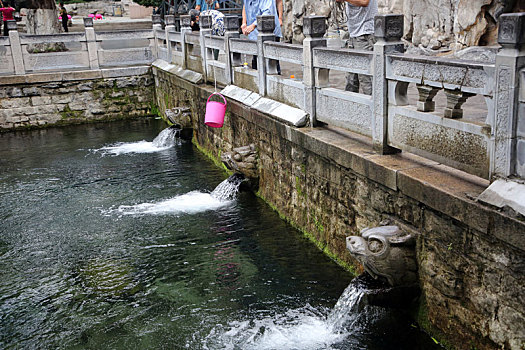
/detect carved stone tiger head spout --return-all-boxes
[346,225,418,287]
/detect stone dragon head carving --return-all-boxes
[346,225,418,287]
[221,144,259,189]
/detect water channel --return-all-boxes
[0,119,439,349]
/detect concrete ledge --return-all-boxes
[152,59,203,84]
[0,66,152,86]
[101,66,151,78]
[222,85,308,127]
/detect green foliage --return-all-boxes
[132,0,160,7]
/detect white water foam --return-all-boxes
[115,191,231,216]
[203,281,366,350]
[112,176,243,216]
[204,305,349,350]
[95,128,180,156]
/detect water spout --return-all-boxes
[96,127,181,155]
[211,173,245,201]
[152,126,181,148]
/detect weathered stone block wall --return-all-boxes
[153,65,525,350]
[0,69,154,131]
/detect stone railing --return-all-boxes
[152,12,524,181]
[0,17,154,75]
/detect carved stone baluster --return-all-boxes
[416,85,439,112]
[256,15,275,96]
[443,89,474,119]
[165,15,175,63]
[180,15,191,70]
[492,13,525,178]
[152,14,162,60]
[224,15,240,84]
[303,16,327,126]
[7,20,24,74]
[373,14,404,154]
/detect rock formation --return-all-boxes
[282,0,522,49]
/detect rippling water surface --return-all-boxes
[0,119,438,349]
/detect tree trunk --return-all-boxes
[22,0,66,52]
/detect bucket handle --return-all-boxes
[207,92,227,107]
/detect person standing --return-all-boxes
[241,0,282,71]
[337,0,377,95]
[195,0,219,12]
[59,2,68,33]
[0,1,15,36]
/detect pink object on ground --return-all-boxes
[95,14,102,19]
[204,93,227,128]
[88,13,95,18]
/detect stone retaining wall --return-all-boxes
[0,67,155,131]
[153,64,525,350]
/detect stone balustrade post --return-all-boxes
[199,14,212,81]
[152,14,162,59]
[302,16,326,127]
[256,15,275,96]
[224,15,240,84]
[372,14,404,155]
[7,20,24,75]
[83,18,99,70]
[180,15,191,70]
[165,15,175,63]
[492,13,525,179]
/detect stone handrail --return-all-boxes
[0,19,154,75]
[185,32,200,45]
[95,29,154,41]
[313,47,373,75]
[387,54,494,95]
[263,42,303,65]
[204,35,226,51]
[20,33,86,44]
[229,38,257,56]
[154,12,525,181]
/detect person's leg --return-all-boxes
[353,34,374,95]
[344,37,359,92]
[275,37,281,75]
[62,19,68,32]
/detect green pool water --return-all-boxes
[0,119,439,349]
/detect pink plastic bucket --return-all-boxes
[204,92,227,128]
